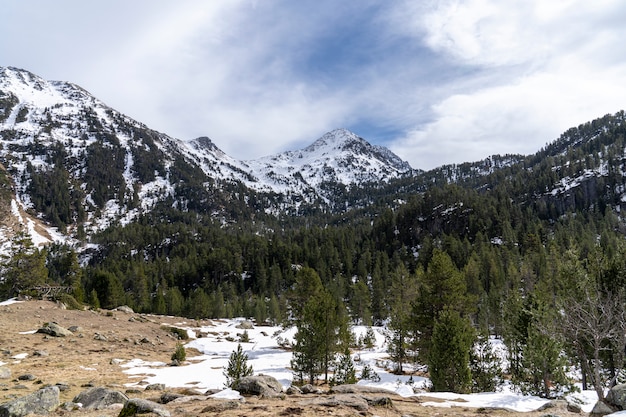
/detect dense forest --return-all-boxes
[3,111,626,397]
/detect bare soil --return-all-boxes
[0,300,587,417]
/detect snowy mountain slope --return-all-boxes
[243,129,411,193]
[0,67,413,242]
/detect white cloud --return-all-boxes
[386,0,626,170]
[3,1,626,169]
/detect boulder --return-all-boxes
[590,401,617,417]
[118,398,170,417]
[286,385,302,395]
[115,306,134,314]
[606,384,626,409]
[0,368,10,380]
[73,386,128,410]
[233,375,283,398]
[331,384,394,394]
[36,322,73,337]
[300,384,323,394]
[145,383,165,391]
[0,386,59,417]
[300,394,369,412]
[236,320,254,329]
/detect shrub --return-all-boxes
[171,342,186,362]
[224,344,253,388]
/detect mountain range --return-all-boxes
[1,65,626,252]
[0,66,412,245]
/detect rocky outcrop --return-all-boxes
[300,394,369,412]
[0,386,59,417]
[36,322,73,337]
[606,384,626,409]
[73,386,128,410]
[233,375,283,398]
[118,398,170,417]
[330,384,394,394]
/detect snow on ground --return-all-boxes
[121,318,602,412]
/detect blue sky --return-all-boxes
[3,1,626,170]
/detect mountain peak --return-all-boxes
[304,128,362,153]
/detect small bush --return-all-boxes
[171,342,186,362]
[56,293,83,310]
[224,344,253,388]
[163,326,189,340]
[359,364,381,382]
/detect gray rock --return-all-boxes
[607,384,626,408]
[159,392,184,404]
[145,383,166,391]
[201,400,241,413]
[331,384,394,394]
[67,326,83,333]
[36,322,73,337]
[286,385,302,395]
[94,333,108,341]
[55,382,70,392]
[236,320,254,329]
[115,305,134,314]
[233,375,283,398]
[0,368,10,380]
[118,398,170,417]
[0,386,60,417]
[567,401,583,413]
[300,384,323,394]
[73,386,128,410]
[16,374,35,381]
[32,350,48,357]
[590,400,616,417]
[300,394,369,412]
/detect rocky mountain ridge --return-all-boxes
[0,66,412,243]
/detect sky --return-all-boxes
[2,1,626,170]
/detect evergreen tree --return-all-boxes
[224,344,253,388]
[429,308,474,393]
[470,333,504,393]
[331,347,357,386]
[412,249,475,364]
[0,232,48,298]
[386,263,418,374]
[290,267,349,384]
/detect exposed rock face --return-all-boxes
[73,386,128,410]
[36,322,73,337]
[590,400,616,417]
[233,375,283,398]
[606,384,626,409]
[0,386,59,417]
[300,394,369,412]
[118,398,170,417]
[330,384,394,394]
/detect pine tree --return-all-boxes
[470,333,503,393]
[224,344,254,388]
[386,263,418,374]
[429,308,474,393]
[0,232,48,298]
[290,267,349,384]
[331,347,357,386]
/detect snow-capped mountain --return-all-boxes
[0,67,412,242]
[185,128,412,198]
